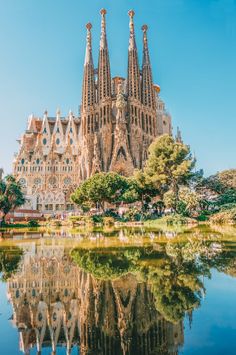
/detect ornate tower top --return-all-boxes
[128,10,136,50]
[176,126,183,143]
[141,23,155,109]
[100,8,107,15]
[142,24,148,32]
[128,9,135,18]
[97,8,111,102]
[142,24,150,65]
[86,22,92,30]
[100,9,107,49]
[82,22,96,111]
[84,23,93,65]
[127,9,141,100]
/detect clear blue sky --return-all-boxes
[0,0,235,176]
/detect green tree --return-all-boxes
[197,169,236,208]
[164,187,200,216]
[144,135,195,207]
[163,189,177,210]
[122,170,158,210]
[71,172,128,211]
[179,187,200,213]
[0,175,25,223]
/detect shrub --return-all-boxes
[28,220,39,228]
[210,208,236,225]
[220,203,236,211]
[159,214,196,225]
[69,215,94,226]
[103,217,115,226]
[104,209,120,219]
[123,207,142,222]
[91,215,103,224]
[197,213,209,222]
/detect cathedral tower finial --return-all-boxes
[97,8,111,102]
[100,9,107,49]
[176,126,183,143]
[128,10,136,50]
[142,24,150,64]
[82,22,96,111]
[84,23,93,65]
[141,24,155,109]
[127,9,141,100]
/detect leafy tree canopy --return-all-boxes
[0,175,25,222]
[122,170,158,207]
[198,169,236,206]
[71,172,128,210]
[144,135,195,197]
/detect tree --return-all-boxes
[163,189,177,211]
[197,169,236,208]
[163,187,200,216]
[144,134,195,206]
[0,175,25,223]
[122,170,158,210]
[71,172,128,211]
[216,169,236,190]
[179,187,200,214]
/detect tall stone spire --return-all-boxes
[176,126,183,143]
[141,25,156,109]
[97,9,111,102]
[81,23,96,111]
[127,10,141,100]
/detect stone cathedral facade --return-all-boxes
[13,10,172,212]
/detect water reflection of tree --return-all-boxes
[71,247,141,280]
[0,246,23,281]
[71,238,236,324]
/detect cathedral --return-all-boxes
[13,9,172,212]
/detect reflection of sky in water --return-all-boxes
[182,271,236,355]
[0,231,236,355]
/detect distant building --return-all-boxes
[13,9,172,212]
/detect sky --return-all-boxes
[0,0,235,176]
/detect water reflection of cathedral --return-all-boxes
[7,241,184,354]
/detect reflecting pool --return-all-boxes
[0,226,236,354]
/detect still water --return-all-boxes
[0,226,236,354]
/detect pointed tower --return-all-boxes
[97,9,113,172]
[127,10,141,101]
[140,24,157,156]
[97,9,112,103]
[82,23,96,111]
[141,25,155,110]
[126,10,143,169]
[176,126,183,143]
[81,23,97,178]
[81,23,96,135]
